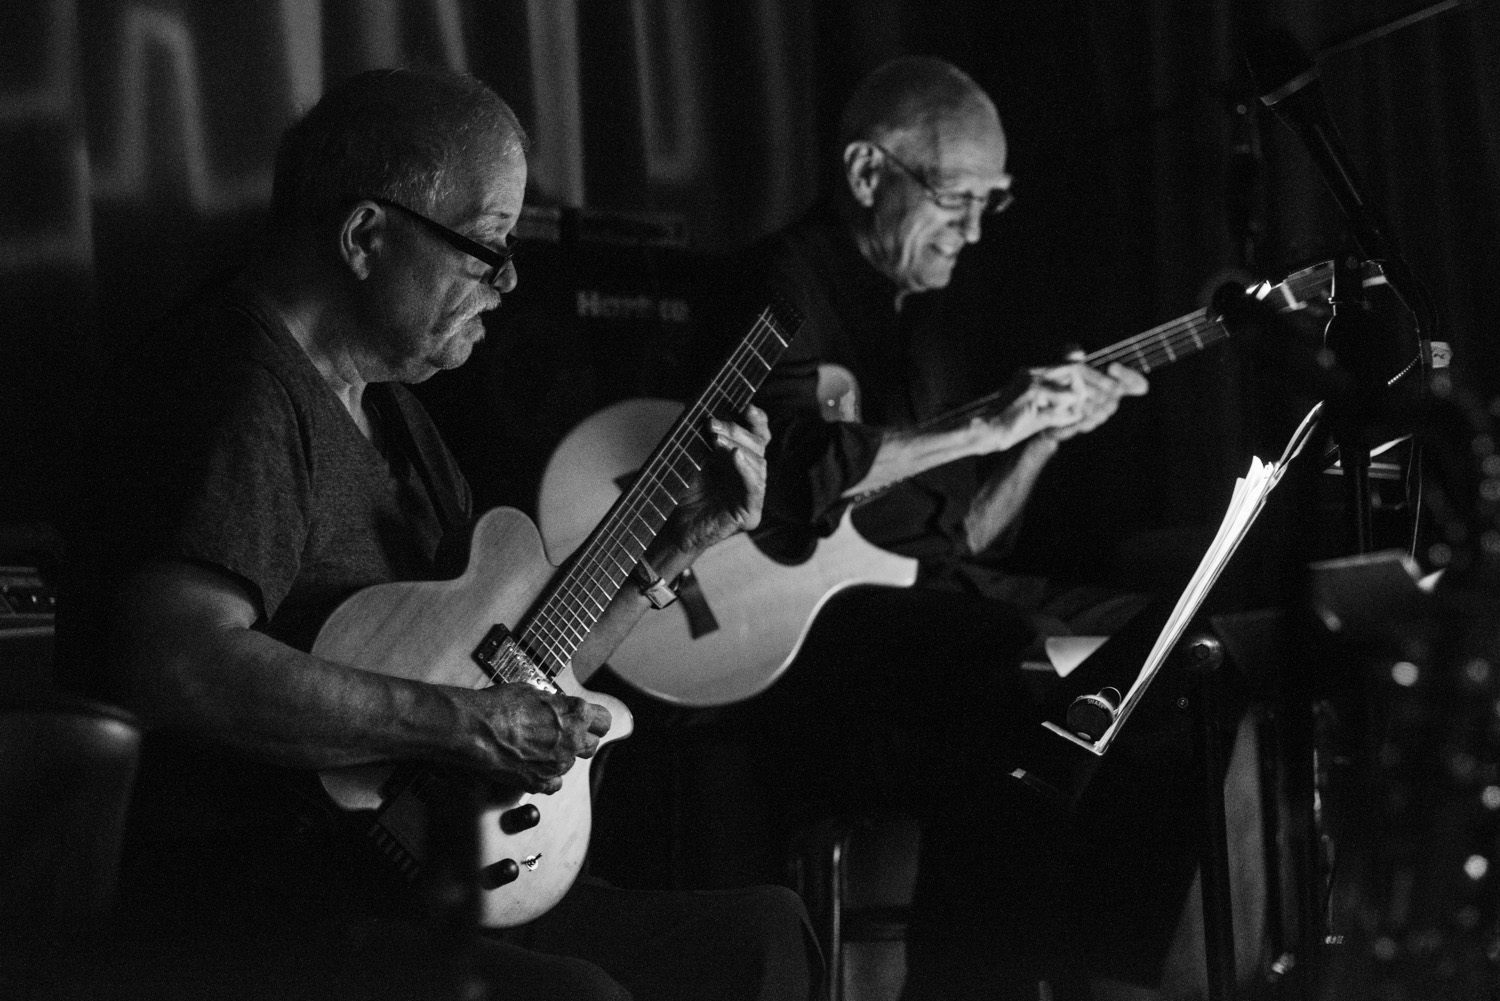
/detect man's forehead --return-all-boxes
[928,114,1009,187]
[445,145,527,228]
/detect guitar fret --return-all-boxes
[730,369,757,395]
[515,300,802,675]
[601,549,635,579]
[743,340,774,372]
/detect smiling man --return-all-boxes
[753,56,1145,543]
[731,57,1169,1000]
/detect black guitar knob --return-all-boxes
[500,804,541,834]
[479,858,520,889]
[1066,686,1122,742]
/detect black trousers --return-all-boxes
[718,582,1207,998]
[60,835,820,1001]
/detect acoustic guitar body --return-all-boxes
[539,398,918,707]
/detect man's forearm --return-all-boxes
[962,434,1059,555]
[841,421,1006,499]
[126,617,481,770]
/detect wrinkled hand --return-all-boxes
[1006,358,1147,445]
[665,405,771,554]
[461,682,612,795]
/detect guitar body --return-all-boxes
[539,398,918,706]
[314,506,633,928]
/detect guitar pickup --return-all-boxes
[472,623,557,692]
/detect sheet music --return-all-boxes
[1043,402,1322,756]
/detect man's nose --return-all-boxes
[959,204,984,243]
[494,259,518,294]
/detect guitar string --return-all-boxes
[918,265,1334,431]
[923,311,1226,430]
[524,314,780,671]
[518,308,791,675]
[524,295,794,671]
[530,315,772,657]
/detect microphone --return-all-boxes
[1244,27,1428,330]
[1066,686,1122,742]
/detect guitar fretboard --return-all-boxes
[925,260,1341,432]
[1086,307,1224,374]
[512,297,803,679]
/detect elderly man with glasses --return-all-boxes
[705,57,1196,1000]
[57,67,819,1001]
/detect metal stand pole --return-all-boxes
[1183,633,1237,1001]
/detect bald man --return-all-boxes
[724,57,1199,1000]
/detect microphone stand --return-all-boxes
[1248,24,1437,555]
[1242,15,1452,996]
[1322,254,1381,555]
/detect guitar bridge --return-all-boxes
[472,623,556,691]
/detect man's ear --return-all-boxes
[843,142,882,209]
[338,201,385,280]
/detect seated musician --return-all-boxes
[54,67,818,1001]
[721,56,1212,999]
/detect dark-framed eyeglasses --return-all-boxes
[873,144,1015,216]
[366,195,515,286]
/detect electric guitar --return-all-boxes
[537,259,1363,707]
[314,296,804,928]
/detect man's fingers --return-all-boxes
[1106,362,1150,395]
[710,415,768,458]
[582,700,613,737]
[743,403,771,441]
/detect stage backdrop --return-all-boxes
[2,0,1496,579]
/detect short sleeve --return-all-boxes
[169,365,312,621]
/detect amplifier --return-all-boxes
[415,205,719,516]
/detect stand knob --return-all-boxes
[1066,686,1122,742]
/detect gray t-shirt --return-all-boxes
[59,276,472,859]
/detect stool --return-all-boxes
[787,811,921,1001]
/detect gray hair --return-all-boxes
[838,56,996,160]
[269,67,526,236]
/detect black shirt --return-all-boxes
[745,203,1012,574]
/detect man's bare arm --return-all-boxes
[117,560,610,794]
[961,434,1060,555]
[840,361,1146,499]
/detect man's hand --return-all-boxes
[664,404,771,555]
[996,359,1148,447]
[456,683,613,795]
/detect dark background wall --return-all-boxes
[2,0,1496,578]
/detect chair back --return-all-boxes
[0,691,141,996]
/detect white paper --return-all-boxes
[1088,402,1321,753]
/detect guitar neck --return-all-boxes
[516,299,803,678]
[922,260,1344,433]
[1084,307,1225,374]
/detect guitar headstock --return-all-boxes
[1251,257,1388,320]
